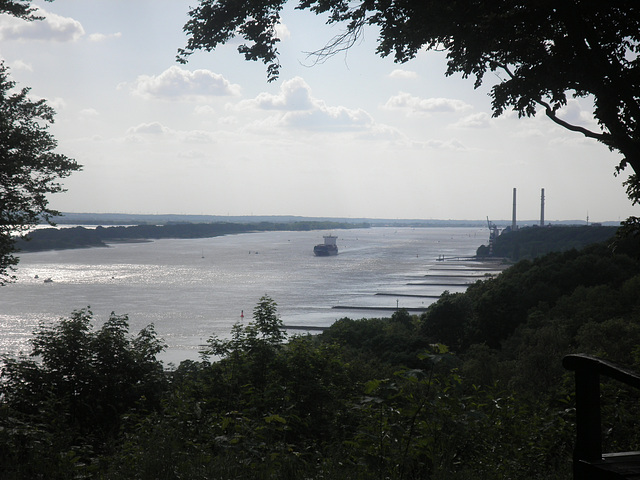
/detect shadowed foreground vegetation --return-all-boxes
[2,232,640,479]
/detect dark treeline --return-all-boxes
[15,221,369,252]
[2,231,640,478]
[476,224,619,261]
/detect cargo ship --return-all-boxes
[314,235,338,256]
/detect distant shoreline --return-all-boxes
[50,212,621,228]
[15,221,370,253]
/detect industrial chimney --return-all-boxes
[512,188,517,230]
[540,188,545,227]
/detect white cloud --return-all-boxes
[242,77,314,111]
[88,32,122,42]
[282,105,373,130]
[127,122,170,135]
[384,92,473,115]
[556,98,598,128]
[184,130,217,143]
[451,112,491,128]
[389,69,418,80]
[79,108,99,118]
[421,138,467,150]
[129,66,241,101]
[194,105,216,115]
[218,116,239,126]
[275,23,291,40]
[47,97,66,111]
[238,77,375,131]
[0,8,84,42]
[9,59,32,71]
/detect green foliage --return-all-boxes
[0,308,166,478]
[477,225,619,261]
[420,291,473,351]
[0,62,81,283]
[0,0,53,21]
[423,241,640,351]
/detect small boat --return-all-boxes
[43,277,53,283]
[314,235,338,256]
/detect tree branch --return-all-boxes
[303,17,366,66]
[491,60,610,144]
[539,99,609,143]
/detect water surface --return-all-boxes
[0,227,493,363]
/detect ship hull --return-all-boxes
[314,245,338,256]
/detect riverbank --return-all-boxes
[15,221,369,253]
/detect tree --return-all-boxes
[0,61,80,284]
[0,0,52,20]
[178,1,640,204]
[202,295,286,394]
[0,308,166,449]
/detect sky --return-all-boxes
[0,0,638,222]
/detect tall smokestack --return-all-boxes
[540,188,545,227]
[512,188,517,230]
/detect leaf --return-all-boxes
[264,414,287,424]
[364,379,381,394]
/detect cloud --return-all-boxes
[194,105,216,115]
[239,77,374,131]
[127,122,170,136]
[184,130,217,143]
[275,23,291,40]
[282,106,373,130]
[556,98,597,128]
[389,69,418,80]
[451,112,491,128]
[47,97,66,111]
[242,77,314,111]
[384,92,473,115]
[421,138,467,150]
[125,123,220,146]
[79,108,99,118]
[88,32,122,42]
[129,66,241,100]
[0,8,84,42]
[9,59,32,71]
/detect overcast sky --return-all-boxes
[1,0,637,222]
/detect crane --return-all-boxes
[486,216,499,256]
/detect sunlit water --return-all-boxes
[0,227,495,364]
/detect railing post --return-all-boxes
[574,367,602,462]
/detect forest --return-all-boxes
[476,225,620,261]
[2,228,640,479]
[14,221,369,252]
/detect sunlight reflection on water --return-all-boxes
[0,227,494,364]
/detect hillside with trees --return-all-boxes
[476,225,620,261]
[14,221,369,252]
[2,232,640,479]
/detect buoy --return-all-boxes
[240,310,244,319]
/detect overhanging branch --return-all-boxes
[539,99,608,143]
[491,60,610,144]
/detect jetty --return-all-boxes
[375,293,441,299]
[332,305,429,313]
[283,325,328,332]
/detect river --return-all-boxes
[0,227,498,364]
